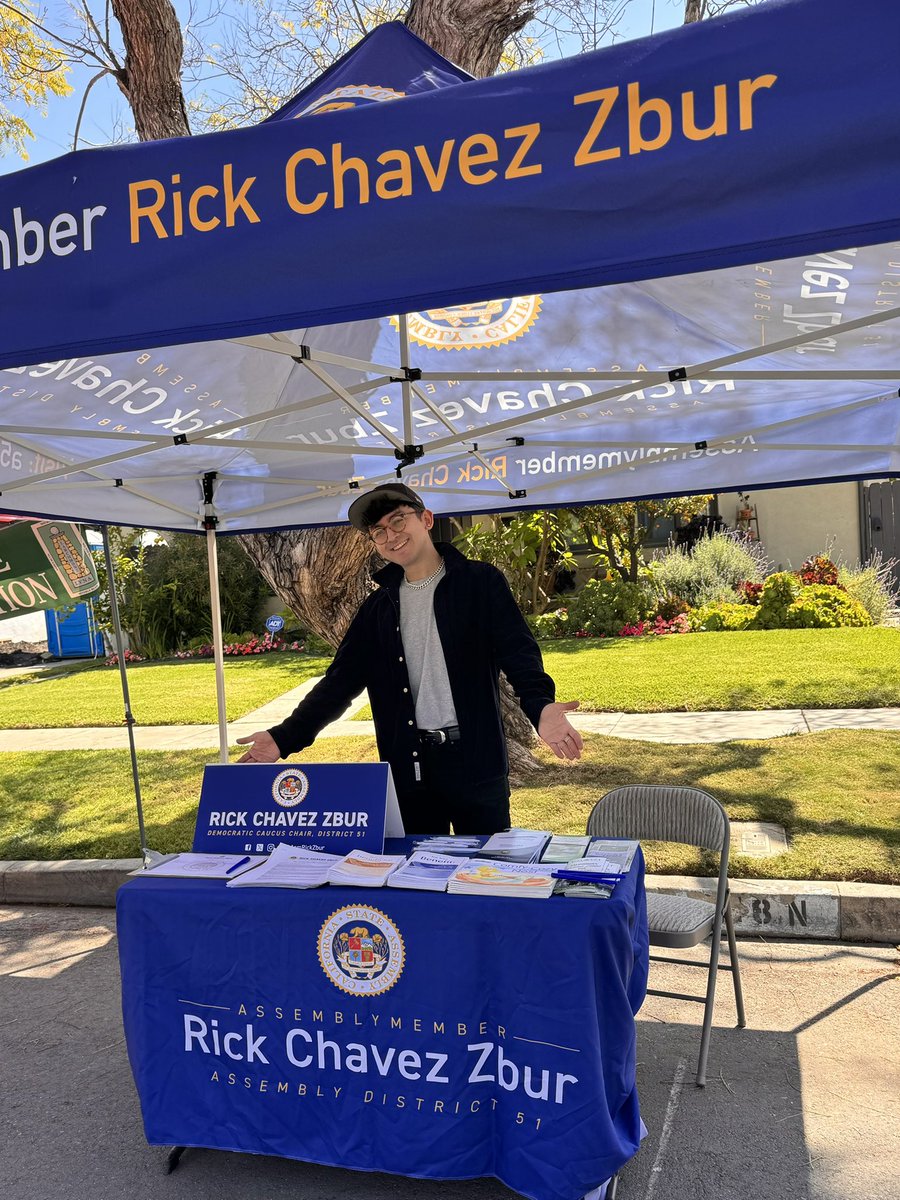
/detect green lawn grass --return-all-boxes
[2,730,897,884]
[541,628,900,712]
[0,654,332,728]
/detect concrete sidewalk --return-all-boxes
[2,670,900,750]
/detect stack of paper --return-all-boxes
[226,843,341,889]
[540,834,591,863]
[388,851,467,892]
[137,852,265,879]
[411,835,487,857]
[475,829,552,863]
[583,839,639,876]
[448,861,557,898]
[553,879,614,900]
[328,850,406,888]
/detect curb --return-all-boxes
[1,860,897,944]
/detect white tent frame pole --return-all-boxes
[398,314,413,444]
[101,525,149,861]
[299,358,406,450]
[417,370,900,382]
[204,489,229,763]
[232,333,402,377]
[409,382,516,493]
[423,306,900,453]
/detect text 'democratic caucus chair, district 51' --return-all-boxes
[586,785,746,1087]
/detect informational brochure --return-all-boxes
[226,843,341,889]
[553,879,614,900]
[540,834,592,864]
[136,852,265,880]
[448,861,557,898]
[387,851,468,892]
[582,839,640,876]
[476,828,552,863]
[411,835,487,857]
[328,850,406,888]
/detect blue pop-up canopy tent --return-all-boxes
[0,0,897,538]
[0,0,898,774]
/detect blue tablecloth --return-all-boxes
[117,852,648,1200]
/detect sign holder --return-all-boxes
[191,762,404,855]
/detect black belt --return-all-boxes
[418,725,461,746]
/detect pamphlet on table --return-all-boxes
[328,849,406,887]
[136,852,265,880]
[540,834,591,863]
[387,851,468,892]
[226,843,341,889]
[411,835,487,857]
[475,828,552,863]
[448,860,557,898]
[582,840,639,875]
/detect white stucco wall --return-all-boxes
[717,482,861,570]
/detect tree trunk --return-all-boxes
[683,0,706,24]
[110,0,190,139]
[405,0,536,77]
[238,528,377,645]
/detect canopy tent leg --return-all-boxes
[101,526,149,862]
[206,526,229,764]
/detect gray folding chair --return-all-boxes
[586,785,746,1087]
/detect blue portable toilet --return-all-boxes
[45,600,104,658]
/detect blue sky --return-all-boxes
[7,0,685,170]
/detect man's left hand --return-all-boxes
[538,700,583,761]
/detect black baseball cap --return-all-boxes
[347,483,426,530]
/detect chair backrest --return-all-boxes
[586,785,729,854]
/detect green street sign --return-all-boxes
[0,520,100,618]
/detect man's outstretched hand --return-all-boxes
[236,730,281,763]
[538,700,583,761]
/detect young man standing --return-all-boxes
[237,483,582,834]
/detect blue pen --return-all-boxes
[226,855,252,875]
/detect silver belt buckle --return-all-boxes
[436,729,447,745]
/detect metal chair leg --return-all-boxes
[724,903,746,1028]
[695,914,724,1087]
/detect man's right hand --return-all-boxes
[236,730,281,763]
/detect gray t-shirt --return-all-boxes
[399,563,458,730]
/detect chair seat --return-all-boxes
[647,892,716,947]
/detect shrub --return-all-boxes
[567,577,653,637]
[651,531,770,608]
[527,609,571,640]
[737,580,763,605]
[751,571,801,628]
[837,553,900,625]
[785,585,872,629]
[654,592,691,621]
[798,554,840,586]
[689,602,756,632]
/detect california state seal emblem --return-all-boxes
[393,295,541,351]
[318,906,405,996]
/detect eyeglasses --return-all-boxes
[369,509,419,544]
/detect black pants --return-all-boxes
[396,741,510,835]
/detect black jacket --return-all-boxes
[268,543,555,793]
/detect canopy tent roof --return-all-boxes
[0,0,898,533]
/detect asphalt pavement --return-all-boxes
[0,904,897,1200]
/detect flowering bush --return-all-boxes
[737,580,763,605]
[619,614,690,637]
[752,571,801,628]
[173,633,310,659]
[105,649,145,666]
[567,577,653,638]
[798,554,840,587]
